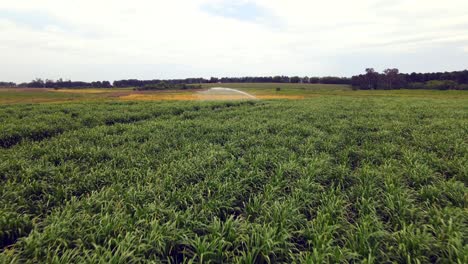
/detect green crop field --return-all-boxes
[0,92,467,263]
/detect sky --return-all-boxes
[1,0,468,82]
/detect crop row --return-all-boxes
[0,101,256,148]
[1,97,466,263]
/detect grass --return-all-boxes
[0,90,467,263]
[1,84,467,104]
[0,89,89,104]
[0,88,132,104]
[0,89,114,104]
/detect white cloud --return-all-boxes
[0,0,467,82]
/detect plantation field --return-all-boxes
[0,93,467,262]
[0,88,131,104]
[1,85,327,104]
[2,84,468,105]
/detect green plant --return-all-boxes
[0,95,466,263]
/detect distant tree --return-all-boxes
[425,80,458,90]
[101,81,112,88]
[0,81,16,87]
[133,82,201,91]
[272,76,282,83]
[28,78,45,88]
[458,70,468,84]
[290,76,301,83]
[309,77,320,83]
[383,68,399,89]
[352,68,467,90]
[45,79,55,88]
[6,69,466,91]
[320,76,351,84]
[365,68,378,89]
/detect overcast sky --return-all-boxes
[1,0,468,82]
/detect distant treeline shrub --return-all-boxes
[133,83,202,91]
[351,68,468,90]
[2,69,467,89]
[0,82,16,87]
[2,76,354,89]
[16,78,112,89]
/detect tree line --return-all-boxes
[351,69,468,90]
[1,76,352,89]
[113,76,351,87]
[1,69,467,90]
[8,78,112,89]
[133,82,201,91]
[0,82,16,87]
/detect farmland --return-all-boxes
[0,88,467,263]
[0,84,336,104]
[1,84,467,105]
